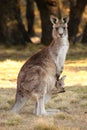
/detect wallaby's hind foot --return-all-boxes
[10,95,27,113]
[34,108,60,116]
[46,109,60,115]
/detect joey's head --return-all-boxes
[50,15,69,40]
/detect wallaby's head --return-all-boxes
[50,15,69,39]
[56,75,66,93]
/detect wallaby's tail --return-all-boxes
[10,93,27,113]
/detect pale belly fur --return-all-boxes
[56,45,68,73]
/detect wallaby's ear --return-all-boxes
[60,75,66,81]
[62,16,69,24]
[50,15,59,25]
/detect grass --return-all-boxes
[0,43,87,130]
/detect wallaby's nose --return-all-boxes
[58,27,64,37]
[59,34,63,37]
[59,87,65,93]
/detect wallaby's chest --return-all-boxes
[55,45,68,73]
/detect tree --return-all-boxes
[68,0,87,43]
[0,0,61,46]
[0,0,9,43]
[82,23,87,44]
[35,0,58,45]
[26,0,35,37]
[0,0,29,45]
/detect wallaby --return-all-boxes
[10,15,69,116]
[52,75,66,95]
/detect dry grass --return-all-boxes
[0,43,87,130]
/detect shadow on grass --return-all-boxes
[0,51,29,61]
[0,44,44,61]
[0,43,87,61]
[67,51,87,60]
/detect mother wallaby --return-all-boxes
[10,15,69,116]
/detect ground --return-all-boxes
[0,43,87,130]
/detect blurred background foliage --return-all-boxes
[0,0,87,46]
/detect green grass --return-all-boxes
[0,43,87,130]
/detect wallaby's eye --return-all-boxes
[56,27,58,31]
[63,27,66,30]
[59,82,62,86]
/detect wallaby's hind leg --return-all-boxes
[44,94,60,115]
[34,96,47,116]
[10,94,27,113]
[34,94,60,116]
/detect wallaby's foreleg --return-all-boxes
[10,94,28,113]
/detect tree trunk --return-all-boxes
[35,0,58,45]
[0,1,8,43]
[82,23,87,44]
[68,0,87,43]
[0,0,29,45]
[26,0,35,37]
